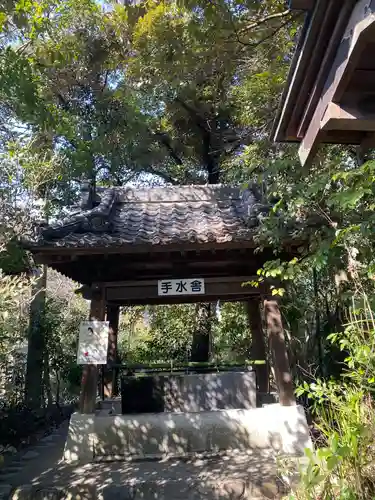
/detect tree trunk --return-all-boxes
[313,268,323,376]
[55,370,61,407]
[43,349,53,407]
[190,303,212,363]
[25,265,47,409]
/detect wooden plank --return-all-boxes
[101,275,259,288]
[361,131,375,149]
[297,0,357,138]
[42,248,253,265]
[273,0,328,141]
[293,0,345,138]
[289,0,315,9]
[299,0,375,166]
[346,69,375,92]
[321,101,375,131]
[31,239,257,257]
[108,293,264,306]
[105,276,262,304]
[322,129,364,144]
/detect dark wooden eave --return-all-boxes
[289,0,315,10]
[273,0,375,165]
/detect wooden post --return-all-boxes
[79,288,105,413]
[246,299,269,393]
[104,305,120,398]
[263,297,295,406]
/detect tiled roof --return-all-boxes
[28,185,269,250]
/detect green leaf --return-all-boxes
[326,455,338,471]
[330,433,339,454]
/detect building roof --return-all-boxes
[28,185,268,252]
[271,0,375,168]
[273,0,355,144]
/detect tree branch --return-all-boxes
[175,98,209,133]
[239,9,291,34]
[151,130,183,165]
[236,13,301,49]
[174,98,220,183]
[101,70,109,92]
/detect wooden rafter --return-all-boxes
[299,0,375,166]
[321,102,375,132]
[289,0,315,9]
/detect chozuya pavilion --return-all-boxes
[25,183,312,465]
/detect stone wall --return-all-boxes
[120,371,256,414]
[64,404,313,463]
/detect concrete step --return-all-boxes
[8,479,287,499]
[67,405,311,463]
[5,454,289,499]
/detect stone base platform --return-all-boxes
[63,404,312,464]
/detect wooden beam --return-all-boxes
[263,297,295,406]
[246,300,269,393]
[289,0,315,9]
[361,131,375,150]
[108,294,263,306]
[79,288,105,414]
[346,69,375,93]
[321,101,375,131]
[299,0,375,166]
[273,0,345,141]
[297,0,357,138]
[105,276,262,304]
[100,276,258,288]
[31,240,257,259]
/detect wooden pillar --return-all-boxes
[263,297,295,406]
[104,304,120,398]
[79,288,105,413]
[246,299,269,393]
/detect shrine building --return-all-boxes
[25,184,312,463]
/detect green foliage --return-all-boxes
[0,271,29,360]
[41,292,87,399]
[212,302,250,362]
[4,5,375,487]
[118,302,252,365]
[0,0,299,191]
[119,305,196,363]
[290,300,375,499]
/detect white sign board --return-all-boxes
[77,321,109,365]
[158,278,205,296]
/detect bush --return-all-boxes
[289,300,375,499]
[0,401,75,448]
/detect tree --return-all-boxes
[0,0,317,397]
